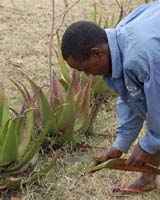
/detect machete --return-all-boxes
[89,158,160,174]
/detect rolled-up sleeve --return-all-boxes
[113,97,144,153]
[139,61,160,154]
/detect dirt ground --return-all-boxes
[1,0,159,200]
[0,0,143,103]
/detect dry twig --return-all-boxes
[55,0,69,36]
[55,0,81,19]
[49,0,56,105]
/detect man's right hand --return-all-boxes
[94,147,122,166]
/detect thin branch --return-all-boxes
[127,0,132,8]
[114,0,122,10]
[49,0,56,105]
[9,0,81,49]
[55,0,81,19]
[55,0,68,36]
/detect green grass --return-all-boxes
[1,104,160,200]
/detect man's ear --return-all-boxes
[90,48,103,58]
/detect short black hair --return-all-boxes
[61,21,107,61]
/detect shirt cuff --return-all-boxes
[139,129,160,154]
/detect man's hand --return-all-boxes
[126,144,153,167]
[94,147,122,166]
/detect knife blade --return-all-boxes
[89,158,160,174]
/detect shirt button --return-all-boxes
[127,99,130,103]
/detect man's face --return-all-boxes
[66,44,111,76]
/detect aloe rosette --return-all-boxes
[0,83,60,189]
[51,71,94,143]
[12,69,95,147]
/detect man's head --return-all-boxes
[61,21,111,76]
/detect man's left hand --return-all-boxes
[126,144,153,167]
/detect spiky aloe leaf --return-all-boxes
[27,78,51,124]
[0,82,4,127]
[59,74,70,90]
[18,109,34,158]
[15,117,24,145]
[56,33,70,83]
[6,144,38,173]
[56,81,75,131]
[56,103,74,131]
[2,103,11,129]
[51,71,65,108]
[92,76,108,96]
[74,89,83,118]
[5,108,62,173]
[80,75,92,118]
[74,75,93,133]
[0,151,62,189]
[72,70,81,96]
[0,118,18,166]
[0,83,10,129]
[46,103,68,137]
[0,119,10,147]
[55,122,74,145]
[10,80,31,106]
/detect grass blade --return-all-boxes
[26,150,62,184]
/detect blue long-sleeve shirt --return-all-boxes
[103,0,160,154]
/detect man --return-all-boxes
[61,1,160,194]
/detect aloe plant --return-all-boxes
[12,69,97,147]
[0,83,61,189]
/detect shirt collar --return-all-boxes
[104,28,123,79]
